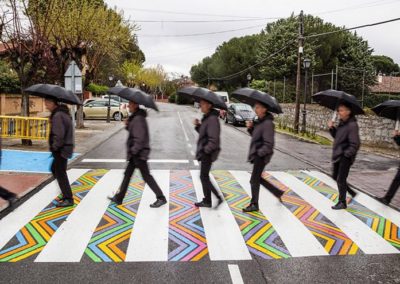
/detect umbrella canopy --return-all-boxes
[25,84,81,105]
[231,88,283,114]
[108,87,158,111]
[177,87,227,110]
[371,100,400,121]
[312,89,364,115]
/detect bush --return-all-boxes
[168,93,176,103]
[0,60,20,93]
[86,83,109,96]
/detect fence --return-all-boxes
[0,116,50,140]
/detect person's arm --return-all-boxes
[203,118,220,154]
[194,119,201,133]
[130,116,147,155]
[343,122,361,158]
[328,120,336,138]
[394,135,400,146]
[256,121,274,157]
[50,113,65,153]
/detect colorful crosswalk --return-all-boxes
[0,169,399,263]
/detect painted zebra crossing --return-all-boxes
[0,169,399,263]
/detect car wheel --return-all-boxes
[113,112,122,121]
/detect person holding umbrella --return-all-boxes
[25,84,81,207]
[178,87,226,208]
[313,90,363,210]
[372,100,400,205]
[231,88,284,212]
[107,87,167,208]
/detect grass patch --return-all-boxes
[276,126,332,146]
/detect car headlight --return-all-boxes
[235,115,243,120]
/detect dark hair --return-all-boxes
[337,102,354,116]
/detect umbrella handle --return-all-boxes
[396,120,399,131]
[331,111,337,122]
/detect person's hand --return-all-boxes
[393,130,399,137]
[328,120,334,129]
[193,119,200,126]
[124,119,128,126]
[246,120,254,129]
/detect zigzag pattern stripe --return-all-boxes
[212,170,290,259]
[293,172,400,250]
[0,169,107,262]
[262,172,360,255]
[168,170,208,261]
[84,174,145,262]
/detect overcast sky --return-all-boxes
[106,0,400,76]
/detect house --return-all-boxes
[370,75,400,96]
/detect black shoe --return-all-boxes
[150,198,167,208]
[377,197,390,205]
[214,197,224,209]
[194,201,212,208]
[55,199,74,207]
[348,189,357,198]
[242,203,259,212]
[331,201,347,210]
[108,196,123,205]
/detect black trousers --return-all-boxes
[200,155,221,204]
[115,158,165,202]
[385,165,400,201]
[0,186,16,201]
[332,157,356,203]
[51,153,73,200]
[250,156,283,205]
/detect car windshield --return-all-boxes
[235,104,252,111]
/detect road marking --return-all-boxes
[307,170,400,231]
[228,264,244,284]
[193,160,199,166]
[231,171,328,257]
[190,150,195,156]
[81,159,189,164]
[271,172,399,254]
[178,112,189,142]
[0,169,89,251]
[190,170,252,261]
[187,144,192,148]
[35,170,124,262]
[125,170,170,261]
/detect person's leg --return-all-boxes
[260,171,284,199]
[199,156,214,204]
[136,159,165,200]
[0,186,16,200]
[53,153,73,201]
[384,166,400,202]
[249,157,265,205]
[114,159,136,203]
[335,157,352,205]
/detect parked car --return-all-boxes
[225,103,255,126]
[82,99,128,121]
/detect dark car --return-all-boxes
[225,103,255,126]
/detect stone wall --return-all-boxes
[278,103,396,148]
[0,94,46,116]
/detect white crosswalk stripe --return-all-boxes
[1,168,400,263]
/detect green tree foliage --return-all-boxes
[0,60,20,93]
[371,55,400,75]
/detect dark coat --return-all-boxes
[126,109,150,161]
[49,105,74,159]
[329,116,360,163]
[247,113,275,164]
[394,135,400,146]
[195,109,221,162]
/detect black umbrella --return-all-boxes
[312,89,364,115]
[25,84,81,105]
[372,100,400,130]
[177,87,227,110]
[231,88,283,114]
[108,87,159,111]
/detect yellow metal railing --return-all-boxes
[0,116,50,140]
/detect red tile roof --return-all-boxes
[370,75,400,93]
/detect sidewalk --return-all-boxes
[275,131,400,209]
[0,120,124,212]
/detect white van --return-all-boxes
[215,91,230,105]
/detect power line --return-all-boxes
[137,24,265,37]
[133,18,280,23]
[315,0,400,15]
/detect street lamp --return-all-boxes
[302,58,311,133]
[247,73,252,87]
[107,75,114,123]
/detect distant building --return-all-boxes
[370,74,400,96]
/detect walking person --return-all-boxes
[377,131,400,205]
[45,99,75,207]
[0,137,18,207]
[328,102,360,210]
[109,100,167,208]
[242,102,284,212]
[194,99,224,208]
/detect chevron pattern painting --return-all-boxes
[293,171,400,251]
[168,170,208,261]
[212,170,290,259]
[84,174,145,262]
[0,169,107,262]
[262,172,360,255]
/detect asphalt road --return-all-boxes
[2,103,400,284]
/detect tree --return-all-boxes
[0,59,19,93]
[371,55,400,75]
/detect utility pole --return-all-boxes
[294,10,304,133]
[335,64,338,89]
[283,76,286,103]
